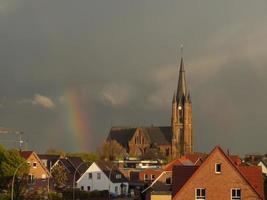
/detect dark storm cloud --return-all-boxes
[0,0,266,154]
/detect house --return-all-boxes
[52,156,89,188]
[20,151,51,191]
[172,146,264,200]
[38,154,61,171]
[76,160,129,197]
[257,158,267,175]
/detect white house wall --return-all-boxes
[76,162,128,195]
[258,162,267,175]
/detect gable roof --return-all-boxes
[108,126,172,149]
[38,154,61,161]
[96,160,128,183]
[172,166,198,196]
[20,151,33,159]
[20,151,51,177]
[141,127,172,145]
[164,159,183,171]
[183,152,208,164]
[239,166,264,199]
[108,127,137,149]
[172,146,264,199]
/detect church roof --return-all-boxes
[107,126,172,149]
[141,126,172,145]
[108,127,137,149]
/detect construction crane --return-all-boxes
[0,127,24,151]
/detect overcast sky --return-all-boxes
[0,0,267,155]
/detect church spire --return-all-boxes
[172,91,176,103]
[176,45,187,103]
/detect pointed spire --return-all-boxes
[187,93,191,103]
[172,91,176,103]
[176,44,187,103]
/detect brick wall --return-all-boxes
[173,149,262,200]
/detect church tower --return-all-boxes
[171,50,193,158]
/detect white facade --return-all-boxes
[258,161,267,175]
[76,162,128,196]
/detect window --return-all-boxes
[151,174,155,181]
[165,177,171,185]
[231,188,241,200]
[41,174,46,180]
[165,148,170,156]
[115,174,121,179]
[28,174,35,184]
[27,161,31,166]
[87,186,91,191]
[97,173,101,180]
[88,173,92,179]
[195,188,206,200]
[32,162,37,168]
[81,186,84,191]
[144,174,149,181]
[215,163,221,174]
[115,186,118,194]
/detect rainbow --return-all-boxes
[61,88,92,151]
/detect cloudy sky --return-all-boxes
[0,0,267,155]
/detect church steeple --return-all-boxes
[176,47,187,103]
[171,45,193,158]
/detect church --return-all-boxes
[107,55,193,158]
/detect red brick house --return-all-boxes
[172,146,264,200]
[20,151,51,191]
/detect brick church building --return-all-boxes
[107,55,193,158]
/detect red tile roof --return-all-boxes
[239,166,264,199]
[20,151,33,159]
[172,166,198,196]
[229,155,242,166]
[164,159,183,171]
[183,153,208,164]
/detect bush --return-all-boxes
[61,189,109,200]
[0,193,9,200]
[49,191,63,200]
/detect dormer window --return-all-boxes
[215,163,221,174]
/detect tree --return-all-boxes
[51,164,68,189]
[0,145,29,199]
[46,149,66,157]
[99,140,126,160]
[66,152,99,162]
